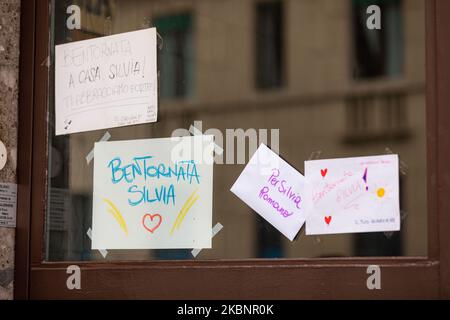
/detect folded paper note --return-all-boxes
[55,28,158,135]
[230,144,307,241]
[91,135,214,249]
[305,154,400,235]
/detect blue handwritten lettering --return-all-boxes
[127,184,176,206]
[107,156,200,185]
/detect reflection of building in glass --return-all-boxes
[352,0,403,79]
[47,0,426,261]
[255,1,284,89]
[155,14,194,99]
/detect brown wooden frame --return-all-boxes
[14,0,450,299]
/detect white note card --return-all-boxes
[305,154,400,235]
[231,144,307,241]
[0,183,17,228]
[55,28,158,135]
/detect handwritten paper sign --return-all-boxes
[305,154,400,235]
[91,136,213,249]
[230,144,307,241]
[0,183,17,228]
[55,28,158,135]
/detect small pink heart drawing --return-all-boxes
[321,169,328,177]
[324,216,332,225]
[142,214,162,233]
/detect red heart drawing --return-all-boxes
[142,214,162,233]
[321,169,328,177]
[324,216,332,225]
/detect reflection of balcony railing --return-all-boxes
[157,81,425,120]
[343,85,415,144]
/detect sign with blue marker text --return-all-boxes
[91,136,214,249]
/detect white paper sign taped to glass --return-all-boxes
[0,183,17,228]
[305,154,400,235]
[230,144,307,241]
[55,28,158,135]
[92,135,214,249]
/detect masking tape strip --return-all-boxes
[85,131,111,164]
[86,228,108,258]
[384,210,408,239]
[189,125,224,155]
[191,222,223,258]
[308,150,322,161]
[40,56,51,68]
[384,147,408,176]
[156,31,164,50]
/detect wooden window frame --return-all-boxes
[13,0,450,299]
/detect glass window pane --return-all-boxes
[46,0,427,261]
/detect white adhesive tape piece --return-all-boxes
[0,141,7,170]
[86,228,108,258]
[189,125,203,137]
[85,131,111,164]
[191,223,223,258]
[189,125,224,155]
[308,150,322,161]
[98,249,108,258]
[384,147,408,176]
